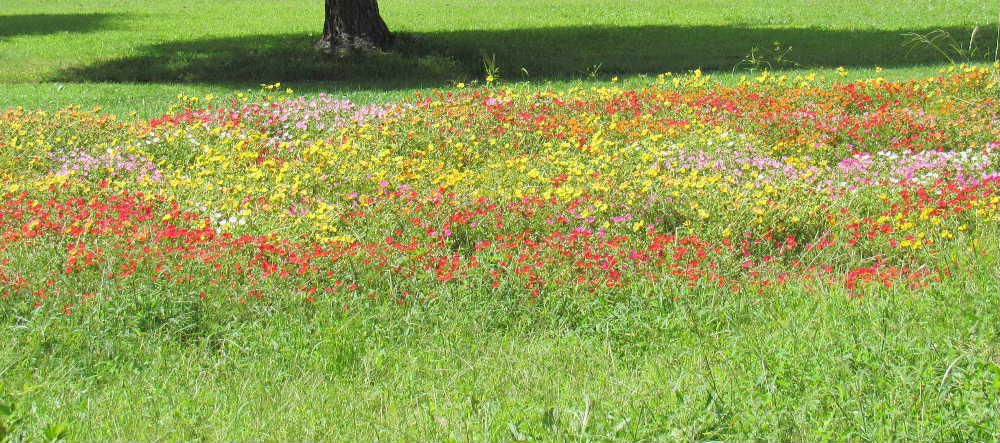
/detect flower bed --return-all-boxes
[1,67,998,310]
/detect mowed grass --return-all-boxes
[0,0,997,116]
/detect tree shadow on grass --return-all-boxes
[55,24,995,89]
[0,14,122,39]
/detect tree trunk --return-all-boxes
[318,0,392,52]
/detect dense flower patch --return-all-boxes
[1,66,998,309]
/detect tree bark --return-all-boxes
[318,0,392,52]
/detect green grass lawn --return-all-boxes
[5,274,1000,440]
[1,0,997,116]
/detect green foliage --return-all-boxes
[0,385,20,443]
[734,41,801,73]
[42,423,69,442]
[1,278,1000,440]
[903,27,996,65]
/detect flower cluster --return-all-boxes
[1,66,998,310]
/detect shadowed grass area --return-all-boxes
[0,0,997,119]
[0,13,121,39]
[0,63,964,119]
[0,0,996,89]
[55,25,997,85]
